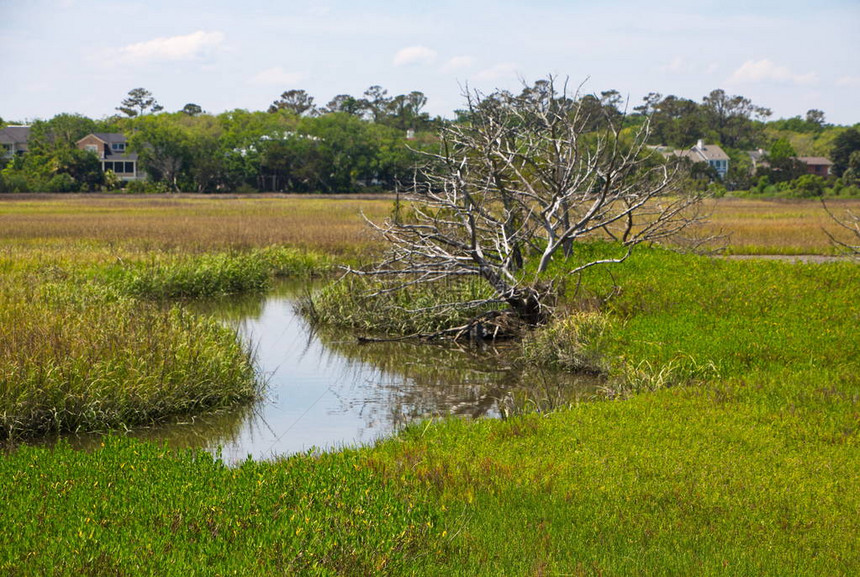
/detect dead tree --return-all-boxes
[363,77,709,330]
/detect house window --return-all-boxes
[124,162,134,174]
[104,161,114,172]
[85,144,98,153]
[111,143,126,152]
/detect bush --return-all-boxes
[792,174,825,197]
[46,173,79,193]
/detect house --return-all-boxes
[76,133,141,180]
[0,125,31,158]
[675,140,729,179]
[748,149,769,173]
[796,157,832,177]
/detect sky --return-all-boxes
[1,0,858,125]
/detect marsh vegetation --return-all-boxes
[0,194,858,575]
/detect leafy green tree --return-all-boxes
[769,138,796,162]
[362,85,391,123]
[831,128,860,177]
[28,114,97,153]
[841,150,860,185]
[387,91,430,131]
[268,90,317,116]
[805,109,826,129]
[117,88,163,118]
[179,114,224,192]
[323,94,363,115]
[129,115,191,191]
[216,109,297,191]
[701,89,770,148]
[792,174,825,197]
[181,103,203,116]
[55,148,104,191]
[640,94,705,147]
[755,142,805,185]
[303,113,376,192]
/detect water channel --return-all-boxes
[53,283,601,463]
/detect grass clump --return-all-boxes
[105,247,332,300]
[0,282,259,439]
[520,311,611,373]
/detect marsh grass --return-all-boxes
[0,199,336,439]
[0,281,259,439]
[2,196,859,574]
[104,246,331,300]
[2,195,858,259]
[698,197,860,254]
[0,194,391,255]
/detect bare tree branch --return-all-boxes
[822,200,860,257]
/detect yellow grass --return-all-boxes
[697,197,860,254]
[0,194,392,257]
[0,194,857,257]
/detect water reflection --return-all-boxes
[42,282,601,463]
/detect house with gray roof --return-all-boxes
[675,140,730,179]
[76,133,141,181]
[0,125,31,158]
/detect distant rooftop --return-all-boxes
[0,125,32,143]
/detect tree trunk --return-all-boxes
[504,286,546,326]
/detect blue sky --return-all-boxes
[1,0,858,124]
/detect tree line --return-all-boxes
[1,84,859,194]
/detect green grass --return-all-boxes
[360,249,860,574]
[0,437,445,575]
[0,281,259,439]
[102,246,332,300]
[2,247,857,575]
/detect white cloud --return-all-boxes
[836,76,860,87]
[250,67,306,86]
[393,46,437,67]
[118,31,225,63]
[729,59,817,85]
[660,57,719,76]
[441,56,474,73]
[475,62,519,82]
[660,57,688,74]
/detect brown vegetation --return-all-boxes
[1,194,859,257]
[0,194,392,256]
